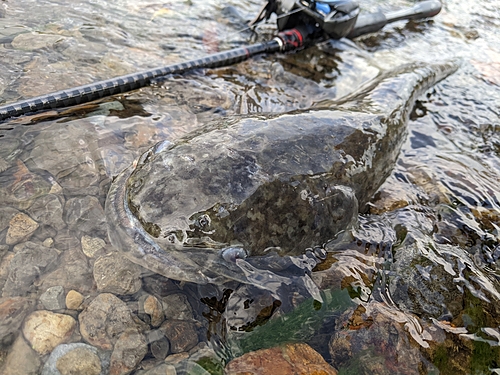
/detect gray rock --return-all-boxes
[160,320,198,354]
[2,241,59,297]
[79,293,146,351]
[147,329,170,360]
[27,194,66,231]
[140,363,177,375]
[93,252,142,295]
[41,343,109,375]
[0,207,19,233]
[11,32,66,51]
[64,196,106,235]
[161,293,194,321]
[40,246,93,293]
[40,286,66,310]
[109,328,148,375]
[1,334,41,375]
[0,296,35,347]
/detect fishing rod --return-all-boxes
[0,0,441,123]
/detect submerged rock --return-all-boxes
[6,213,39,245]
[41,343,107,375]
[105,62,458,295]
[225,342,337,375]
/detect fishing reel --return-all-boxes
[251,0,360,39]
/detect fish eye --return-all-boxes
[166,233,177,243]
[221,247,248,263]
[197,214,211,228]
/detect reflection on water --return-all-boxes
[1,0,500,373]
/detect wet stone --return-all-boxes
[64,196,106,235]
[2,241,59,298]
[147,329,170,360]
[42,237,54,247]
[0,207,19,233]
[93,252,142,295]
[27,194,66,231]
[161,293,193,321]
[109,328,148,375]
[0,296,35,347]
[40,285,65,310]
[6,213,39,245]
[22,310,76,355]
[79,293,145,350]
[1,334,41,375]
[11,32,65,51]
[39,246,93,294]
[225,342,337,375]
[160,320,198,354]
[81,235,106,258]
[41,343,106,375]
[65,290,84,310]
[143,295,164,327]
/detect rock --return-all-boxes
[41,343,106,375]
[40,286,65,310]
[329,305,433,375]
[40,247,93,293]
[0,208,19,233]
[161,293,193,321]
[65,290,84,310]
[11,32,65,51]
[81,235,106,258]
[140,363,176,375]
[64,196,106,235]
[42,238,54,248]
[160,320,198,354]
[27,194,66,231]
[109,328,148,375]
[6,213,39,245]
[143,295,164,327]
[93,253,142,295]
[0,334,41,375]
[2,241,59,297]
[79,293,145,350]
[0,297,35,347]
[147,330,170,360]
[225,342,337,375]
[22,310,76,355]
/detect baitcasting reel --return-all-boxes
[251,0,360,39]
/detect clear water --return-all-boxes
[0,0,500,374]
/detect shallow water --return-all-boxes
[0,0,500,374]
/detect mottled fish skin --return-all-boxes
[105,61,458,285]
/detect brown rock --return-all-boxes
[80,235,106,258]
[160,320,198,354]
[78,293,144,350]
[144,295,164,327]
[0,334,41,375]
[0,296,35,347]
[109,328,148,375]
[6,213,39,245]
[56,346,102,375]
[225,342,337,375]
[22,310,76,355]
[93,253,142,295]
[65,290,84,310]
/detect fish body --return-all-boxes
[105,62,458,288]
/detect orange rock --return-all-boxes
[225,342,337,375]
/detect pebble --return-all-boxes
[78,293,145,350]
[161,293,194,321]
[225,342,338,375]
[1,334,41,375]
[42,237,54,248]
[143,295,164,327]
[81,235,106,258]
[22,310,76,355]
[0,207,19,233]
[109,328,148,375]
[65,290,84,310]
[0,296,35,347]
[41,343,106,375]
[40,286,66,310]
[160,320,198,354]
[6,213,39,245]
[93,253,142,295]
[2,241,59,298]
[147,329,170,360]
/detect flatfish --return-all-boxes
[105,61,458,295]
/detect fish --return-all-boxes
[105,61,458,297]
